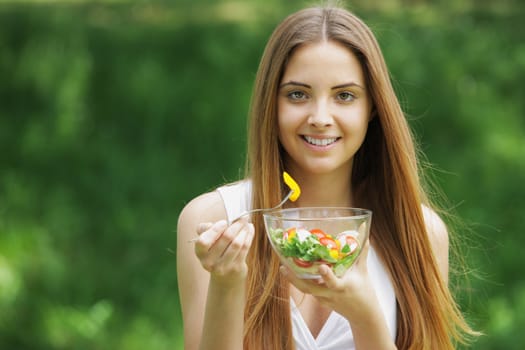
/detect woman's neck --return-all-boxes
[287,171,354,208]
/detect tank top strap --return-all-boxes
[216,180,252,223]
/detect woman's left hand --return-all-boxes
[280,239,376,322]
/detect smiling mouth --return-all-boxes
[303,135,340,146]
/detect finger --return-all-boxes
[236,223,255,260]
[197,219,245,263]
[280,265,321,294]
[194,220,228,258]
[197,222,213,235]
[210,221,253,275]
[318,264,342,290]
[217,222,252,265]
[198,220,228,245]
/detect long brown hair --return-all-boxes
[244,5,476,349]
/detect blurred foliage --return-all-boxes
[0,0,524,349]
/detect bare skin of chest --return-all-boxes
[291,285,333,339]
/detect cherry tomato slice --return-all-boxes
[293,257,314,268]
[344,236,359,254]
[310,228,326,239]
[319,236,338,249]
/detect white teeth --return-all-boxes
[304,135,338,146]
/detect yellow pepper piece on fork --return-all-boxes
[283,171,301,202]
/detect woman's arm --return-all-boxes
[177,191,254,350]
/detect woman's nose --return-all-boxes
[307,100,333,127]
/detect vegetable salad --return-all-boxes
[269,226,361,277]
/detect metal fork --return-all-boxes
[187,190,293,243]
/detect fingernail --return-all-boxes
[216,219,228,228]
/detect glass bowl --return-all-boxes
[263,207,372,279]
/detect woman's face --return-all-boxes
[277,41,372,176]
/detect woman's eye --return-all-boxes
[288,91,307,100]
[337,92,355,102]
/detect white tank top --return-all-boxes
[217,180,397,350]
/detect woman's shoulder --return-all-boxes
[421,205,450,280]
[177,180,251,237]
[215,180,252,198]
[422,205,449,244]
[177,191,226,244]
[177,190,226,238]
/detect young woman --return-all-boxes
[177,5,477,350]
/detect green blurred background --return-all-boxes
[0,0,524,348]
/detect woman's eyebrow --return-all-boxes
[280,81,365,90]
[332,82,365,90]
[279,81,311,89]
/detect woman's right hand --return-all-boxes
[193,219,255,285]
